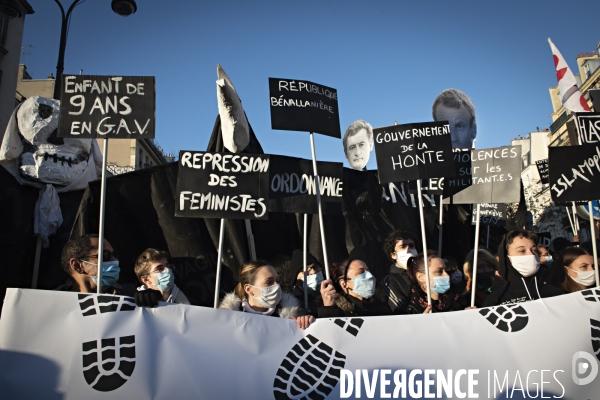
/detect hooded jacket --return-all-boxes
[219,291,302,319]
[483,238,565,307]
[384,261,412,314]
[289,249,324,317]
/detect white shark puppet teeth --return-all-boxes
[216,64,250,154]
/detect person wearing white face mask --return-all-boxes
[317,258,391,317]
[381,230,419,314]
[547,247,596,293]
[484,230,565,307]
[133,249,190,306]
[219,260,314,330]
[288,249,331,318]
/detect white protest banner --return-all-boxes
[1,288,599,399]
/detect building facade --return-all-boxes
[0,0,34,142]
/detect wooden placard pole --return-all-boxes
[309,132,330,280]
[470,204,481,308]
[303,213,309,309]
[213,218,226,308]
[438,195,443,256]
[96,138,109,294]
[416,179,432,305]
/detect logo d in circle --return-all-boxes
[572,351,599,386]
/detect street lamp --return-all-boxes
[52,0,137,99]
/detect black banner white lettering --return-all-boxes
[549,144,600,202]
[444,146,521,204]
[574,112,600,144]
[58,75,155,138]
[373,121,455,184]
[175,151,270,219]
[471,203,507,226]
[268,155,343,214]
[536,159,550,184]
[269,78,340,138]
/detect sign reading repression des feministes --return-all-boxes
[175,151,270,220]
[443,146,522,204]
[58,75,155,139]
[471,203,507,226]
[373,121,455,184]
[269,78,340,138]
[573,112,600,144]
[269,155,343,214]
[548,144,600,203]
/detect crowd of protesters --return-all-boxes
[57,228,597,330]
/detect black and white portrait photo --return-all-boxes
[343,120,373,170]
[432,89,477,149]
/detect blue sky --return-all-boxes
[20,0,600,170]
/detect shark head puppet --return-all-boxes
[0,96,98,186]
[216,65,249,153]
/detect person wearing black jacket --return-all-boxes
[289,249,325,318]
[484,230,565,307]
[406,251,470,313]
[318,258,391,318]
[381,230,418,314]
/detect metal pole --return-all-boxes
[416,180,432,305]
[437,195,443,256]
[303,213,309,309]
[96,138,109,294]
[244,220,256,261]
[309,132,330,280]
[31,235,43,288]
[53,0,83,100]
[213,218,226,308]
[471,204,481,308]
[572,202,580,234]
[486,224,490,249]
[565,207,575,233]
[588,201,599,288]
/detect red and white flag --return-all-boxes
[548,37,591,112]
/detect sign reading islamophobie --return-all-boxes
[269,155,343,214]
[58,75,155,139]
[535,159,550,184]
[471,203,507,226]
[444,146,521,204]
[269,78,340,138]
[373,121,455,184]
[573,112,600,144]
[548,144,600,203]
[175,151,270,220]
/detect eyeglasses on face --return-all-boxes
[80,250,118,263]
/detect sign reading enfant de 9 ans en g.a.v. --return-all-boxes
[58,75,155,139]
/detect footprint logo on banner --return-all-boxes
[582,288,600,303]
[592,319,600,361]
[82,335,136,392]
[273,334,346,400]
[479,304,529,332]
[332,318,364,337]
[78,294,136,316]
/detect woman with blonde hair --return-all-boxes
[462,249,503,307]
[219,260,314,330]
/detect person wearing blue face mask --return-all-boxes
[406,251,471,314]
[317,258,391,318]
[134,248,190,306]
[57,234,134,296]
[289,249,328,318]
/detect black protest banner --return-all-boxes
[471,203,507,226]
[373,121,455,184]
[443,146,522,204]
[535,159,550,184]
[269,78,340,138]
[269,155,343,214]
[574,112,600,144]
[58,75,155,139]
[548,144,600,203]
[175,151,270,220]
[537,232,552,248]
